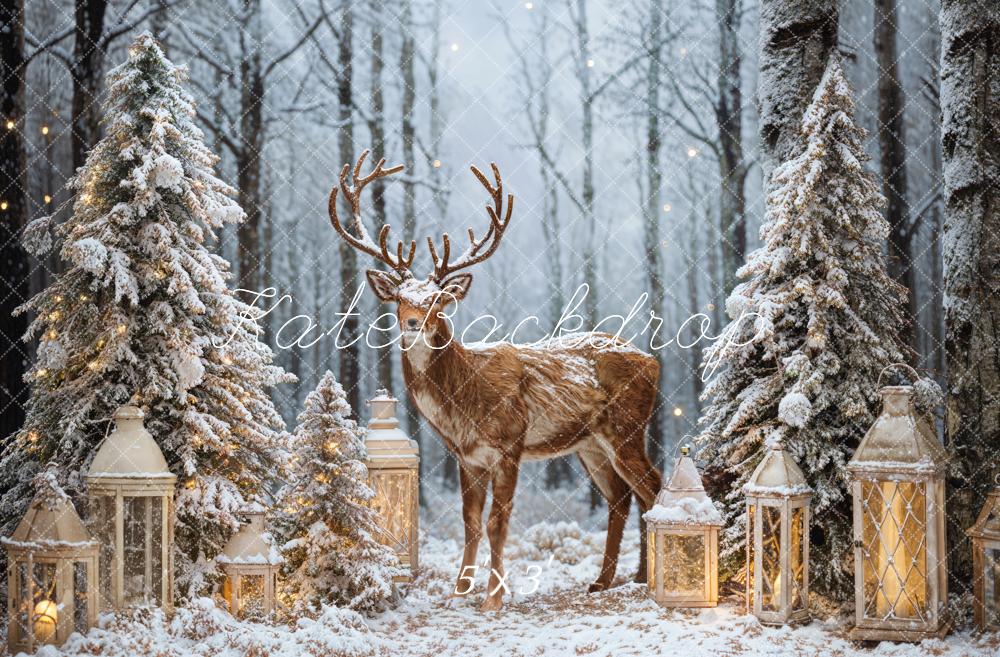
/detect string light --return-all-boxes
[679,47,688,57]
[222,356,233,365]
[5,119,13,130]
[432,159,441,168]
[673,407,684,417]
[48,310,60,321]
[27,431,39,443]
[116,324,127,334]
[36,369,48,379]
[87,360,100,371]
[707,303,716,312]
[0,200,7,211]
[79,294,89,302]
[525,1,533,8]
[44,194,52,204]
[450,43,459,52]
[662,203,672,213]
[41,125,49,136]
[46,330,57,340]
[54,295,62,302]
[81,193,91,204]
[687,147,698,158]
[586,58,595,68]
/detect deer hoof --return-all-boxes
[588,581,608,593]
[479,596,504,612]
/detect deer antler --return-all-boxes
[427,163,514,281]
[328,150,412,278]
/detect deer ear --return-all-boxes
[440,273,473,302]
[366,269,399,302]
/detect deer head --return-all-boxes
[328,150,513,346]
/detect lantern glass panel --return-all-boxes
[31,562,57,643]
[371,471,414,555]
[760,506,781,612]
[985,546,1000,627]
[790,506,806,611]
[664,534,705,595]
[238,574,265,619]
[122,497,163,606]
[647,531,656,590]
[92,495,115,604]
[15,562,30,642]
[73,561,89,634]
[860,480,927,621]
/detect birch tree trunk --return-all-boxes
[940,0,1000,582]
[875,0,916,350]
[716,0,748,291]
[758,0,839,178]
[237,0,264,294]
[0,0,28,441]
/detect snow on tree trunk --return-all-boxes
[276,371,400,613]
[698,60,907,599]
[940,0,1000,584]
[758,0,839,181]
[0,33,294,598]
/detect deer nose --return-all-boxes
[406,318,420,330]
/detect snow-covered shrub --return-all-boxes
[276,372,400,614]
[698,59,908,599]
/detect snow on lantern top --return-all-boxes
[365,390,416,450]
[644,447,723,526]
[217,506,282,566]
[847,385,947,475]
[743,438,811,498]
[3,472,95,550]
[87,405,174,480]
[967,486,1000,541]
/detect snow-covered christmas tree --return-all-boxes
[0,33,293,597]
[697,58,908,598]
[277,372,399,614]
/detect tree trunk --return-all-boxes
[150,0,170,51]
[368,0,393,397]
[940,0,1000,585]
[716,0,747,292]
[71,0,109,171]
[399,0,425,496]
[758,0,839,179]
[336,0,361,413]
[237,0,264,295]
[875,0,916,351]
[644,0,666,471]
[0,0,28,441]
[574,0,599,329]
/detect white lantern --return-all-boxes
[968,485,1000,632]
[4,485,98,653]
[744,438,811,625]
[86,405,176,612]
[847,385,950,641]
[364,390,419,580]
[644,446,722,607]
[217,505,282,620]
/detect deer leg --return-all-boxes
[608,441,662,584]
[578,446,632,593]
[452,462,488,597]
[480,458,519,612]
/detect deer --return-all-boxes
[328,151,663,611]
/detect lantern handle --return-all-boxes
[877,363,921,388]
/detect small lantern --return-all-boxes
[644,446,722,607]
[969,484,1000,632]
[4,474,99,653]
[744,438,812,625]
[86,405,176,613]
[847,385,949,641]
[217,504,282,620]
[364,390,419,581]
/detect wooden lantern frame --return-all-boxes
[86,405,177,613]
[364,391,420,581]
[847,385,949,642]
[967,487,1000,632]
[218,507,281,619]
[645,447,722,608]
[744,441,811,626]
[4,494,99,654]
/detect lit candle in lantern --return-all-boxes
[32,600,58,642]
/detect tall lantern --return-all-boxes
[968,484,1000,632]
[364,390,419,581]
[86,405,176,613]
[847,384,949,642]
[644,446,723,607]
[4,478,98,653]
[744,438,811,625]
[217,505,282,620]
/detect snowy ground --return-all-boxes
[19,485,1000,657]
